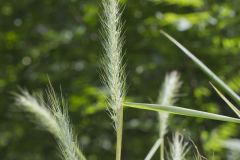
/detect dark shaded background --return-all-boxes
[0,0,240,159]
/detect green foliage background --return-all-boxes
[0,0,240,159]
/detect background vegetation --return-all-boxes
[0,0,239,159]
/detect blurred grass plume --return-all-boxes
[158,71,182,160]
[15,86,86,160]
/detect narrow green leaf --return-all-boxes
[210,82,240,118]
[144,139,162,160]
[160,30,240,106]
[124,102,240,123]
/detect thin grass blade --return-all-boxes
[124,102,240,123]
[144,139,162,160]
[210,82,240,118]
[160,30,240,106]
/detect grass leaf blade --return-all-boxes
[124,102,240,123]
[144,139,162,160]
[210,82,240,118]
[160,30,240,106]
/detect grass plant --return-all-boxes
[168,132,190,160]
[12,1,240,159]
[15,87,86,160]
[101,0,126,160]
[157,71,182,160]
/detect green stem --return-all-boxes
[160,139,164,160]
[116,107,124,160]
[76,146,86,160]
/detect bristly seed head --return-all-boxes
[168,132,190,160]
[158,71,182,138]
[101,0,126,128]
[15,87,86,160]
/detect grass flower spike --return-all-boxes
[101,0,125,159]
[168,132,190,160]
[15,87,86,160]
[158,71,182,160]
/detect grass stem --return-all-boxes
[116,107,124,160]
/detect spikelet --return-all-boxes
[158,71,182,136]
[15,87,86,160]
[101,0,125,128]
[158,71,182,159]
[101,0,125,159]
[168,132,190,160]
